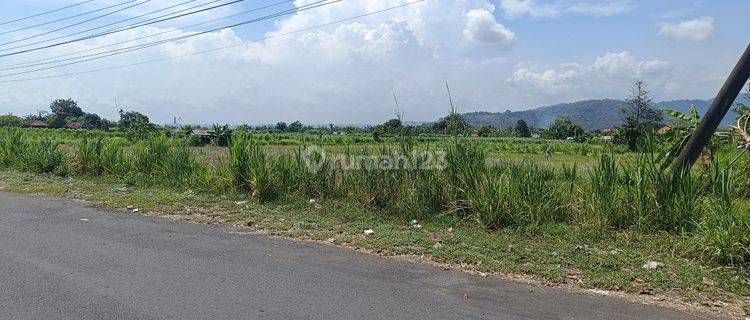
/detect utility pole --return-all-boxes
[673,43,750,173]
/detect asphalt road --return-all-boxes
[0,192,718,320]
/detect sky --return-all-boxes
[0,0,747,125]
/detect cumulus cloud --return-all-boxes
[0,0,520,123]
[658,16,715,42]
[462,9,516,47]
[0,1,721,124]
[499,0,634,19]
[509,51,673,99]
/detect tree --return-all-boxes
[622,81,663,128]
[382,118,403,134]
[546,116,585,140]
[619,81,663,150]
[79,113,103,129]
[212,124,232,147]
[118,109,150,129]
[477,125,495,137]
[275,121,288,131]
[287,120,303,133]
[47,114,68,128]
[0,114,25,127]
[661,105,717,172]
[50,99,84,117]
[416,123,435,135]
[731,82,750,187]
[734,81,750,116]
[372,130,382,142]
[514,119,531,137]
[433,113,471,135]
[434,81,472,135]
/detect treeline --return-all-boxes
[0,98,152,132]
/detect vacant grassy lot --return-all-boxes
[1,127,748,317]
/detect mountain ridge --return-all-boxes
[462,97,750,130]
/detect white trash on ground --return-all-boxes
[642,261,664,270]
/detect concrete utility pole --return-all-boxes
[673,43,750,173]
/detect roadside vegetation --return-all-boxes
[1,82,750,316]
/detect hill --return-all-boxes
[463,97,749,130]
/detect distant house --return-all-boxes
[190,128,215,146]
[658,124,675,134]
[29,120,48,128]
[601,135,613,141]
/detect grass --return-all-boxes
[1,127,749,316]
[0,170,747,316]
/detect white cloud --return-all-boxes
[510,51,674,100]
[499,0,559,18]
[499,0,634,19]
[462,9,516,47]
[0,1,726,124]
[0,0,520,123]
[658,16,715,42]
[566,1,635,17]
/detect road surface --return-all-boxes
[0,192,717,320]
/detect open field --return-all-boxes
[1,127,749,317]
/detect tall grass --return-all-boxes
[0,128,65,174]
[24,139,66,174]
[0,128,26,168]
[74,137,104,175]
[696,166,750,266]
[1,128,749,268]
[228,132,278,201]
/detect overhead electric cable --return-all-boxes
[0,0,295,71]
[0,0,340,75]
[0,0,205,48]
[0,0,249,56]
[0,0,140,35]
[0,0,97,27]
[0,0,153,47]
[0,0,425,83]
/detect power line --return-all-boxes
[0,0,295,71]
[0,0,249,57]
[0,0,206,48]
[0,0,140,35]
[0,0,425,83]
[0,0,97,27]
[0,0,338,76]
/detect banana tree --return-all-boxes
[659,105,719,172]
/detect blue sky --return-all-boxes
[0,0,748,124]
